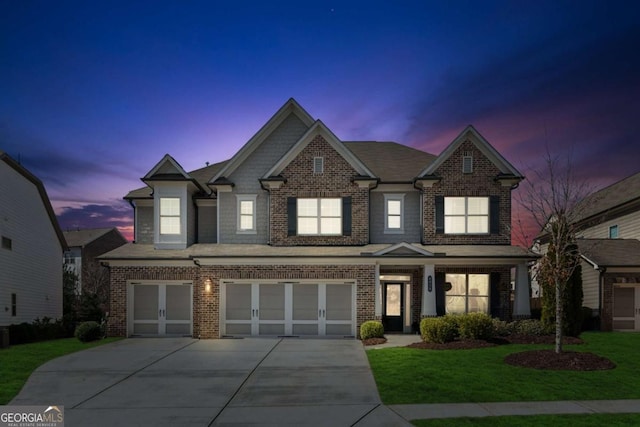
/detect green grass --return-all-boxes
[412,413,640,427]
[0,337,121,404]
[367,332,640,404]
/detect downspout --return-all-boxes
[597,266,606,330]
[126,199,136,243]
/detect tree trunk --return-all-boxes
[555,279,563,353]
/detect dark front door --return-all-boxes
[383,283,403,332]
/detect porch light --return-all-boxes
[204,279,212,293]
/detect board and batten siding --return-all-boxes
[0,161,63,326]
[579,210,640,240]
[219,113,310,244]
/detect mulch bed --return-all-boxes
[366,334,616,371]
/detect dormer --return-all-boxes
[142,154,207,249]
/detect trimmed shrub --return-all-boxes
[420,316,458,343]
[74,321,102,343]
[492,319,514,337]
[458,313,495,340]
[360,321,384,340]
[514,319,548,336]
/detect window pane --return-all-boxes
[446,274,466,295]
[445,197,465,215]
[297,199,317,217]
[240,200,253,215]
[388,216,401,229]
[467,197,488,215]
[467,216,488,233]
[469,274,489,296]
[320,198,341,217]
[298,217,318,234]
[445,296,466,314]
[388,200,401,215]
[160,198,180,215]
[468,297,489,313]
[445,217,466,233]
[320,217,341,234]
[240,215,253,230]
[160,217,181,234]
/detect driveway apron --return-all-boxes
[10,338,396,426]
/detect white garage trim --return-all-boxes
[220,279,356,337]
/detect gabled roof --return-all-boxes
[574,171,640,224]
[578,238,640,268]
[370,242,434,257]
[63,227,124,248]
[143,154,191,181]
[210,98,315,184]
[0,151,67,251]
[344,142,437,182]
[263,120,376,179]
[418,125,523,179]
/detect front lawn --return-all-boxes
[367,332,640,404]
[412,413,640,427]
[0,337,120,404]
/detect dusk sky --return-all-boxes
[2,1,639,243]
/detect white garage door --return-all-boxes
[222,281,355,337]
[128,282,193,336]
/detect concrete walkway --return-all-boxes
[10,335,640,425]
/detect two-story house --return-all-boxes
[1,151,67,327]
[570,172,640,331]
[101,99,535,338]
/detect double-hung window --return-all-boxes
[159,197,181,235]
[445,274,489,314]
[297,198,342,235]
[237,195,257,233]
[384,194,404,234]
[444,197,489,234]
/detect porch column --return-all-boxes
[374,264,382,317]
[513,262,531,319]
[421,264,437,317]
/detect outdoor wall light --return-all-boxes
[204,278,212,293]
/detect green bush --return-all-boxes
[458,313,495,340]
[514,319,548,336]
[74,321,102,343]
[420,316,458,343]
[360,321,384,340]
[8,318,70,345]
[492,319,514,337]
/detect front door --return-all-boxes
[613,285,640,330]
[383,283,403,332]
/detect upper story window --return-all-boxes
[64,252,75,264]
[384,194,405,234]
[159,197,181,235]
[237,195,257,233]
[313,157,324,174]
[1,236,11,250]
[297,198,341,235]
[609,225,619,239]
[445,197,488,234]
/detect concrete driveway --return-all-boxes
[11,338,410,426]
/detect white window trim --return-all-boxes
[159,197,182,235]
[153,184,188,249]
[445,273,490,314]
[444,196,489,235]
[236,194,257,234]
[297,198,342,236]
[384,194,405,234]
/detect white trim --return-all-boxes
[236,194,257,234]
[313,156,324,174]
[384,194,405,234]
[372,242,434,257]
[144,154,191,180]
[153,184,188,249]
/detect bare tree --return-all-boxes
[516,146,593,353]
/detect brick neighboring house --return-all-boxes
[63,228,128,308]
[101,99,535,338]
[1,151,67,326]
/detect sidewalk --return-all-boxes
[363,335,640,424]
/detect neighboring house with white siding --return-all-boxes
[0,151,67,326]
[572,172,640,331]
[101,98,536,339]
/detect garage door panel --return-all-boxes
[166,285,191,321]
[259,324,285,335]
[226,284,252,321]
[260,284,285,320]
[293,324,318,335]
[226,324,252,335]
[326,284,352,321]
[293,284,319,320]
[133,323,158,335]
[134,286,159,320]
[166,324,191,335]
[326,324,352,336]
[131,283,192,337]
